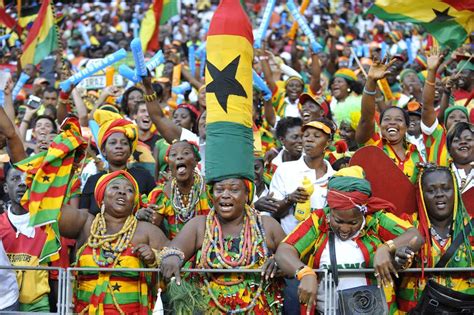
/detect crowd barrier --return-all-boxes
[0,265,472,315]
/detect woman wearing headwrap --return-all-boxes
[58,170,168,314]
[259,50,322,119]
[159,177,286,314]
[356,58,424,183]
[79,109,156,215]
[420,47,470,167]
[142,75,206,178]
[138,140,212,240]
[275,166,423,314]
[329,68,363,125]
[397,165,474,314]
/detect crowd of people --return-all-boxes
[0,0,473,314]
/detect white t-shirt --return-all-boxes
[0,240,19,310]
[317,233,368,313]
[270,157,335,234]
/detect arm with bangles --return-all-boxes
[142,75,182,144]
[159,215,203,284]
[372,225,423,287]
[275,216,319,310]
[356,58,395,144]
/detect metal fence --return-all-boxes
[1,265,473,315]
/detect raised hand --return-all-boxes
[426,46,444,71]
[367,57,396,81]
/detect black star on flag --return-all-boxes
[430,7,454,23]
[42,175,51,182]
[206,55,247,113]
[112,282,122,292]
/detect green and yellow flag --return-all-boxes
[367,0,474,49]
[205,0,254,183]
[15,117,86,262]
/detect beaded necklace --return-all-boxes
[200,205,269,314]
[171,171,204,224]
[87,213,137,267]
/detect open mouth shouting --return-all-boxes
[219,201,234,212]
[176,163,188,176]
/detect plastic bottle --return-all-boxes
[294,176,314,221]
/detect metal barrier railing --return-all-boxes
[1,265,473,315]
[0,265,64,315]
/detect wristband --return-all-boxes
[425,80,435,86]
[22,120,30,124]
[363,87,377,96]
[295,265,316,280]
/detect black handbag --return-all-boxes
[409,218,474,315]
[329,231,388,315]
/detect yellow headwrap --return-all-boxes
[94,109,138,152]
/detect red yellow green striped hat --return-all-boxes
[334,68,358,82]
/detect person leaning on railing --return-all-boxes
[58,170,168,314]
[275,166,423,314]
[397,164,474,314]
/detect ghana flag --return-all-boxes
[20,0,58,66]
[15,116,86,262]
[367,0,473,50]
[205,0,254,183]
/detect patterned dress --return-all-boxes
[283,208,413,314]
[193,236,283,314]
[148,183,212,240]
[74,245,154,315]
[397,213,474,314]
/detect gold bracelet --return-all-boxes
[147,248,160,268]
[425,80,435,86]
[384,240,396,254]
[144,92,158,102]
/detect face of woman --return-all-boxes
[103,178,136,217]
[329,208,364,241]
[339,121,356,146]
[300,100,323,124]
[127,90,144,114]
[380,108,407,145]
[449,129,473,165]
[172,107,194,130]
[213,178,248,221]
[281,126,303,157]
[168,142,197,182]
[285,79,304,102]
[422,170,455,223]
[446,110,468,132]
[331,77,350,101]
[103,132,131,165]
[303,127,329,158]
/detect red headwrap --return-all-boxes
[94,170,141,213]
[327,190,397,214]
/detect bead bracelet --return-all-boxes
[156,247,185,267]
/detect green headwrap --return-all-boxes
[399,68,418,83]
[444,106,469,126]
